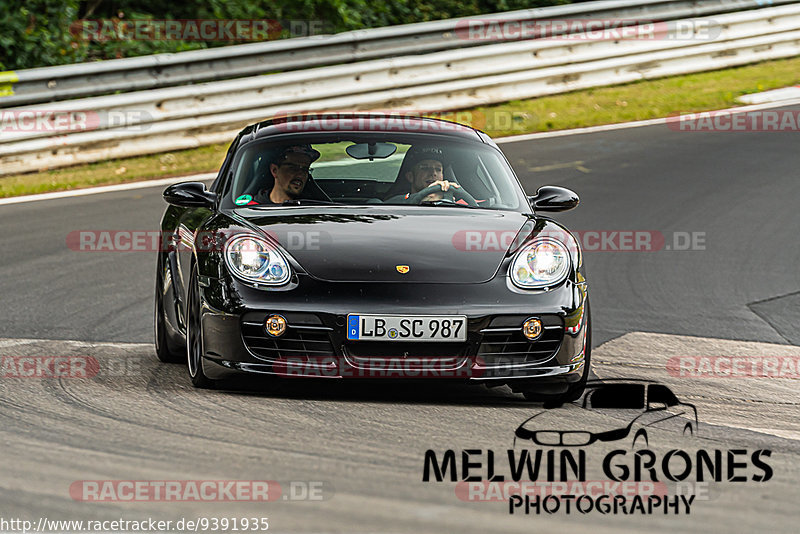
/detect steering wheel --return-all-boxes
[410,183,477,206]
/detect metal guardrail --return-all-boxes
[0,0,794,106]
[5,3,799,146]
[1,1,799,175]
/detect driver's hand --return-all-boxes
[429,180,460,192]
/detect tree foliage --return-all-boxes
[0,0,576,70]
[0,0,87,70]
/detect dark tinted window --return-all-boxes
[648,384,680,407]
[587,384,646,409]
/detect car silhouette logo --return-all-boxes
[514,379,699,448]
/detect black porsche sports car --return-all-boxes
[155,114,590,401]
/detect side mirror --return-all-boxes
[528,185,579,212]
[163,182,217,209]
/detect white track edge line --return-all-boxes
[497,97,800,144]
[0,173,217,206]
[4,97,800,205]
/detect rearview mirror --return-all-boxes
[528,185,579,212]
[163,182,217,209]
[346,142,397,160]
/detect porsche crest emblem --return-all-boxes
[396,265,410,274]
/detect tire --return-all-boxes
[186,265,216,389]
[154,258,184,363]
[522,298,592,405]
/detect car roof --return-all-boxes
[238,113,487,143]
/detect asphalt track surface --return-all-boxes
[1,111,799,533]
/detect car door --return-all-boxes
[640,383,697,436]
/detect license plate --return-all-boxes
[347,315,467,342]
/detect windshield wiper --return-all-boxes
[281,199,338,205]
[419,199,479,208]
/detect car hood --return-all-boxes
[233,207,531,283]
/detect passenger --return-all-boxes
[250,145,320,205]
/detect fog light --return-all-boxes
[522,318,542,340]
[265,314,287,337]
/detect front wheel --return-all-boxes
[186,265,216,389]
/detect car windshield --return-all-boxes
[225,134,525,211]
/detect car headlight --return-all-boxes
[510,237,571,289]
[224,235,290,285]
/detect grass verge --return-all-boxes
[2,56,800,198]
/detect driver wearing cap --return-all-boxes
[387,146,476,205]
[251,144,321,204]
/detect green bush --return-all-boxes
[0,0,87,70]
[1,0,574,70]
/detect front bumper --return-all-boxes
[198,273,588,385]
